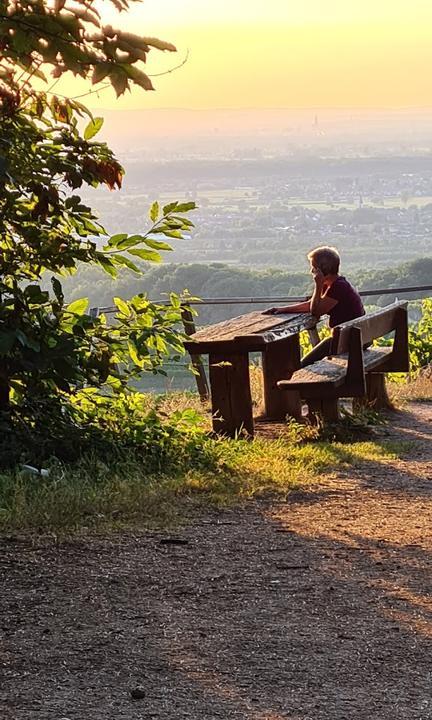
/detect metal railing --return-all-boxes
[92,284,432,316]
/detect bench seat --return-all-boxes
[278,346,392,392]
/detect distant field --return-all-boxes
[155,190,432,212]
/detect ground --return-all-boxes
[1,402,432,720]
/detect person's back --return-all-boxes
[326,275,365,328]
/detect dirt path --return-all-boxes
[1,403,432,720]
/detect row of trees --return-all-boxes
[55,257,432,325]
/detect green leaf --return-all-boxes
[97,255,118,278]
[116,236,144,250]
[170,202,197,213]
[128,342,143,367]
[51,277,64,303]
[107,233,128,247]
[114,297,131,317]
[84,117,104,140]
[66,298,89,316]
[170,293,181,309]
[163,201,178,215]
[112,255,142,274]
[128,248,162,263]
[144,237,173,251]
[24,285,50,303]
[149,201,159,223]
[160,230,183,239]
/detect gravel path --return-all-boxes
[1,403,431,720]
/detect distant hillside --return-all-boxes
[57,256,432,326]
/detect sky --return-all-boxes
[63,0,432,110]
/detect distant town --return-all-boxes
[83,150,432,274]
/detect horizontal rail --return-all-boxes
[92,284,432,316]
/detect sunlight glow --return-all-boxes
[65,1,432,110]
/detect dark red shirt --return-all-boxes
[326,276,365,328]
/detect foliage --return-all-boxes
[0,1,197,408]
[408,298,432,372]
[0,387,207,470]
[0,0,176,100]
[374,298,432,376]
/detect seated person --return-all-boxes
[264,246,365,367]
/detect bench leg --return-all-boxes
[308,398,340,424]
[366,373,393,410]
[209,352,254,438]
[354,373,393,412]
[262,336,302,421]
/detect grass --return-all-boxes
[389,372,432,404]
[0,431,409,535]
[0,366,422,536]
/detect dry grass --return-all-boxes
[389,371,432,404]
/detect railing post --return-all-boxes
[181,305,210,403]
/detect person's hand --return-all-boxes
[312,268,325,287]
[263,307,279,315]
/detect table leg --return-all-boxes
[209,352,254,438]
[262,336,302,420]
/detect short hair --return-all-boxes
[307,246,340,275]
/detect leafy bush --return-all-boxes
[408,298,432,372]
[0,390,208,471]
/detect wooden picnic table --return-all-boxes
[184,310,317,437]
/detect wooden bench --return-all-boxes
[277,301,409,422]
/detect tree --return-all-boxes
[0,0,196,410]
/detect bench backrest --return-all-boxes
[330,301,408,355]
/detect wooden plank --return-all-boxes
[209,352,254,438]
[186,313,315,354]
[190,311,312,344]
[363,346,392,369]
[278,347,392,390]
[262,335,302,420]
[278,357,348,388]
[190,310,276,342]
[384,306,410,372]
[332,302,408,354]
[185,338,265,355]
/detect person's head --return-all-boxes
[307,246,340,277]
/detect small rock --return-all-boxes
[130,686,146,700]
[159,537,189,546]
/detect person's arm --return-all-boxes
[263,300,311,315]
[310,269,337,318]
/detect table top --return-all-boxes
[184,310,317,354]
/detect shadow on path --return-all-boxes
[1,403,431,720]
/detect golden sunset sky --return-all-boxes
[74,0,432,109]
